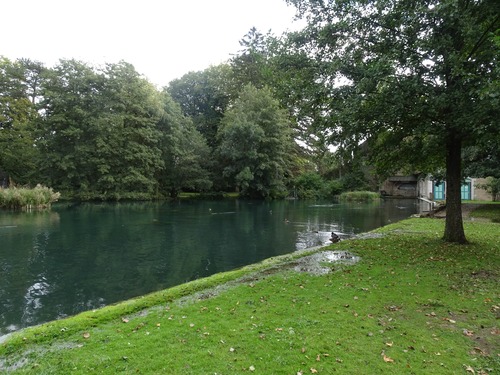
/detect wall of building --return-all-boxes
[472,178,493,201]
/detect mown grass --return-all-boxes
[469,204,500,222]
[0,185,60,210]
[0,212,499,374]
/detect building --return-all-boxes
[418,177,491,201]
[381,175,492,201]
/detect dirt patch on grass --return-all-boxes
[290,250,361,275]
[167,250,361,309]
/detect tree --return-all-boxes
[167,65,234,149]
[0,57,41,185]
[231,27,274,89]
[36,60,164,199]
[217,84,293,199]
[157,91,212,198]
[286,0,500,243]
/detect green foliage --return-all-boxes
[293,172,343,199]
[0,57,42,184]
[285,0,500,243]
[35,60,164,199]
[217,84,293,199]
[157,91,212,198]
[339,191,380,202]
[340,169,371,192]
[231,27,273,89]
[0,184,60,209]
[167,65,234,149]
[476,177,500,202]
[463,133,500,179]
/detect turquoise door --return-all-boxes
[434,182,445,200]
[461,180,471,200]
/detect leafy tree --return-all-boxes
[463,133,500,179]
[217,84,293,199]
[98,61,164,197]
[36,60,164,199]
[231,27,274,89]
[157,91,212,198]
[0,57,41,185]
[476,177,500,201]
[35,59,106,192]
[286,0,500,243]
[167,65,234,149]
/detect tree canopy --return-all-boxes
[217,84,293,199]
[285,0,500,243]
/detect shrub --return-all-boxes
[0,185,61,210]
[339,191,380,202]
[292,172,347,200]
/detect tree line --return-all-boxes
[1,0,499,243]
[0,30,367,201]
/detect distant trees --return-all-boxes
[157,91,212,198]
[3,0,496,210]
[217,85,293,199]
[36,60,165,199]
[0,58,41,185]
[0,57,216,200]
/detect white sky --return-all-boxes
[2,0,303,87]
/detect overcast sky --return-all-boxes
[2,0,303,87]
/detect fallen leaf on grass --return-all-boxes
[443,318,456,324]
[383,355,394,363]
[386,305,402,311]
[310,368,318,374]
[464,365,475,373]
[385,342,393,347]
[83,332,90,339]
[463,329,474,337]
[121,317,129,323]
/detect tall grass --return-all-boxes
[339,190,380,202]
[0,184,61,210]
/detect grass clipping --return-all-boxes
[1,217,499,374]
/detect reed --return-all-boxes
[339,190,380,202]
[0,184,61,210]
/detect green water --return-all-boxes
[0,199,417,335]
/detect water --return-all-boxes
[0,198,417,336]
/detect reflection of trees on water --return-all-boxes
[0,200,417,336]
[0,211,60,334]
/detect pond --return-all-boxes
[0,198,418,336]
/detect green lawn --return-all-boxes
[1,208,499,374]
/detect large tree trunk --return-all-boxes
[443,133,467,243]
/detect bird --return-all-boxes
[330,232,341,243]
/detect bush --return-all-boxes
[0,184,61,209]
[292,172,347,200]
[339,191,380,202]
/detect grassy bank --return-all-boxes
[0,185,60,210]
[339,191,380,202]
[1,214,499,374]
